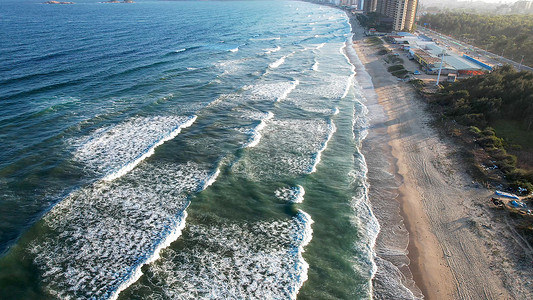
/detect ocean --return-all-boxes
[0,1,381,299]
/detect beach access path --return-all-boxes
[350,22,530,300]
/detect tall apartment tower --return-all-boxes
[403,0,418,31]
[367,0,418,31]
[364,0,378,12]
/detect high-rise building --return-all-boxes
[366,0,418,31]
[403,0,417,31]
[364,0,378,12]
[512,0,533,12]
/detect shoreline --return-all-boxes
[345,12,528,300]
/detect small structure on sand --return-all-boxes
[491,191,533,217]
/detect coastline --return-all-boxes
[346,13,529,300]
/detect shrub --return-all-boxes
[391,69,409,78]
[388,64,405,72]
[469,126,482,137]
[366,37,383,45]
[409,79,425,89]
[509,180,533,194]
[385,54,404,64]
[478,135,503,148]
[482,127,496,136]
[459,114,485,126]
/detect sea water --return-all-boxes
[0,1,380,299]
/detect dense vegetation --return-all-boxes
[433,66,533,192]
[419,13,533,67]
[356,12,392,32]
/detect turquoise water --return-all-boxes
[0,1,379,298]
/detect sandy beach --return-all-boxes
[349,19,532,300]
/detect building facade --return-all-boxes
[365,0,418,31]
[364,0,378,13]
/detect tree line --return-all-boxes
[419,13,533,67]
[434,66,533,192]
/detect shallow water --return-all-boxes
[0,1,380,298]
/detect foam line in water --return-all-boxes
[345,34,381,292]
[276,80,299,102]
[312,60,319,71]
[30,162,210,300]
[264,46,281,54]
[229,47,239,53]
[275,185,305,203]
[340,42,356,99]
[243,81,298,103]
[103,115,197,181]
[73,115,198,181]
[269,56,286,69]
[243,112,274,148]
[109,212,189,300]
[250,36,280,41]
[127,212,314,299]
[269,51,295,69]
[232,118,332,179]
[350,155,380,287]
[309,119,336,174]
[175,48,186,53]
[199,168,221,191]
[289,210,314,299]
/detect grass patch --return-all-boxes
[385,54,404,64]
[409,79,425,89]
[391,69,409,78]
[492,120,533,151]
[388,64,405,72]
[366,36,383,46]
[377,47,390,55]
[386,64,408,78]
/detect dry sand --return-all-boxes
[349,21,532,300]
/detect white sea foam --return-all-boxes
[343,31,382,296]
[277,79,299,102]
[275,185,305,203]
[31,162,211,300]
[72,115,197,181]
[269,57,286,69]
[243,81,298,103]
[229,47,239,52]
[215,59,244,76]
[243,111,274,148]
[296,73,350,101]
[232,118,333,179]
[350,154,380,290]
[104,116,196,181]
[309,120,336,174]
[269,51,297,69]
[200,168,221,190]
[340,41,356,99]
[175,48,186,53]
[126,211,313,300]
[250,36,280,41]
[109,212,188,300]
[291,210,314,299]
[264,46,281,54]
[312,60,319,71]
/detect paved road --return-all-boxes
[417,26,533,73]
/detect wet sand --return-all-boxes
[349,20,524,300]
